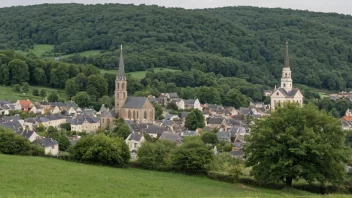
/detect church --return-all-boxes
[100,46,155,129]
[270,42,304,110]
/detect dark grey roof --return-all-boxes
[229,126,245,137]
[171,98,182,102]
[208,117,225,125]
[99,105,108,113]
[159,132,182,143]
[181,130,198,137]
[20,130,36,140]
[145,125,167,135]
[117,46,126,80]
[164,114,178,120]
[180,112,189,119]
[122,97,148,109]
[276,88,300,97]
[100,110,115,118]
[0,121,23,133]
[167,93,179,98]
[68,116,98,125]
[217,131,230,139]
[127,133,143,141]
[229,150,243,158]
[184,99,196,105]
[34,138,58,147]
[239,107,250,115]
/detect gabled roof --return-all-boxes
[184,99,197,105]
[274,88,300,97]
[145,125,167,135]
[159,132,182,143]
[208,117,225,125]
[18,100,33,108]
[217,131,230,139]
[117,46,126,80]
[167,93,179,98]
[127,133,143,142]
[180,112,189,119]
[122,97,148,109]
[34,138,58,147]
[181,130,198,137]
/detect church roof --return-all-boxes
[276,88,300,97]
[122,97,148,109]
[117,45,126,80]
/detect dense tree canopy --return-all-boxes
[244,103,350,187]
[1,4,352,90]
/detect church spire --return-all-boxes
[284,41,289,68]
[117,45,126,80]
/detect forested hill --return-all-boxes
[1,4,352,90]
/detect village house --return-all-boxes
[207,117,227,129]
[16,99,33,112]
[68,116,100,133]
[125,133,145,159]
[216,130,231,142]
[159,132,182,144]
[184,99,202,110]
[34,138,59,156]
[181,130,200,137]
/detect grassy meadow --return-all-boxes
[100,68,180,80]
[0,154,333,198]
[0,85,67,102]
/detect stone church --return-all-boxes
[100,46,155,129]
[270,42,304,110]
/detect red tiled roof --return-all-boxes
[19,100,33,108]
[341,116,352,122]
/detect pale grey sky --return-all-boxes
[1,0,352,15]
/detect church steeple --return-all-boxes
[117,45,126,80]
[115,45,128,114]
[284,41,289,68]
[281,41,293,92]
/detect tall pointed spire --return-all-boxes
[284,41,289,68]
[117,45,126,80]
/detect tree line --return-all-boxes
[1,4,352,90]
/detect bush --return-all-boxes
[207,171,236,183]
[137,140,176,171]
[171,140,214,174]
[0,127,44,156]
[70,134,130,167]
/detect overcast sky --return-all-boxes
[1,0,352,15]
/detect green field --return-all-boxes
[15,44,101,59]
[15,44,54,57]
[0,86,66,102]
[100,68,180,80]
[0,154,330,198]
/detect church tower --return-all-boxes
[280,41,293,92]
[115,45,128,114]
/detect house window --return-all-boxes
[150,111,153,120]
[118,83,120,89]
[283,83,286,87]
[128,110,131,119]
[285,73,287,77]
[276,92,279,96]
[137,111,139,119]
[52,145,55,149]
[133,111,136,120]
[122,83,125,89]
[144,111,147,119]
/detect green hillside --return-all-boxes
[0,85,66,102]
[0,154,327,198]
[100,68,179,80]
[1,4,352,91]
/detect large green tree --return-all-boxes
[72,92,91,108]
[8,59,29,85]
[86,75,108,101]
[65,78,78,98]
[185,109,205,130]
[244,103,350,187]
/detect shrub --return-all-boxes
[207,171,236,183]
[0,127,44,156]
[70,134,130,167]
[172,140,214,174]
[137,140,176,171]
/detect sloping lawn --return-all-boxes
[0,154,327,198]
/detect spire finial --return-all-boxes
[285,41,289,68]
